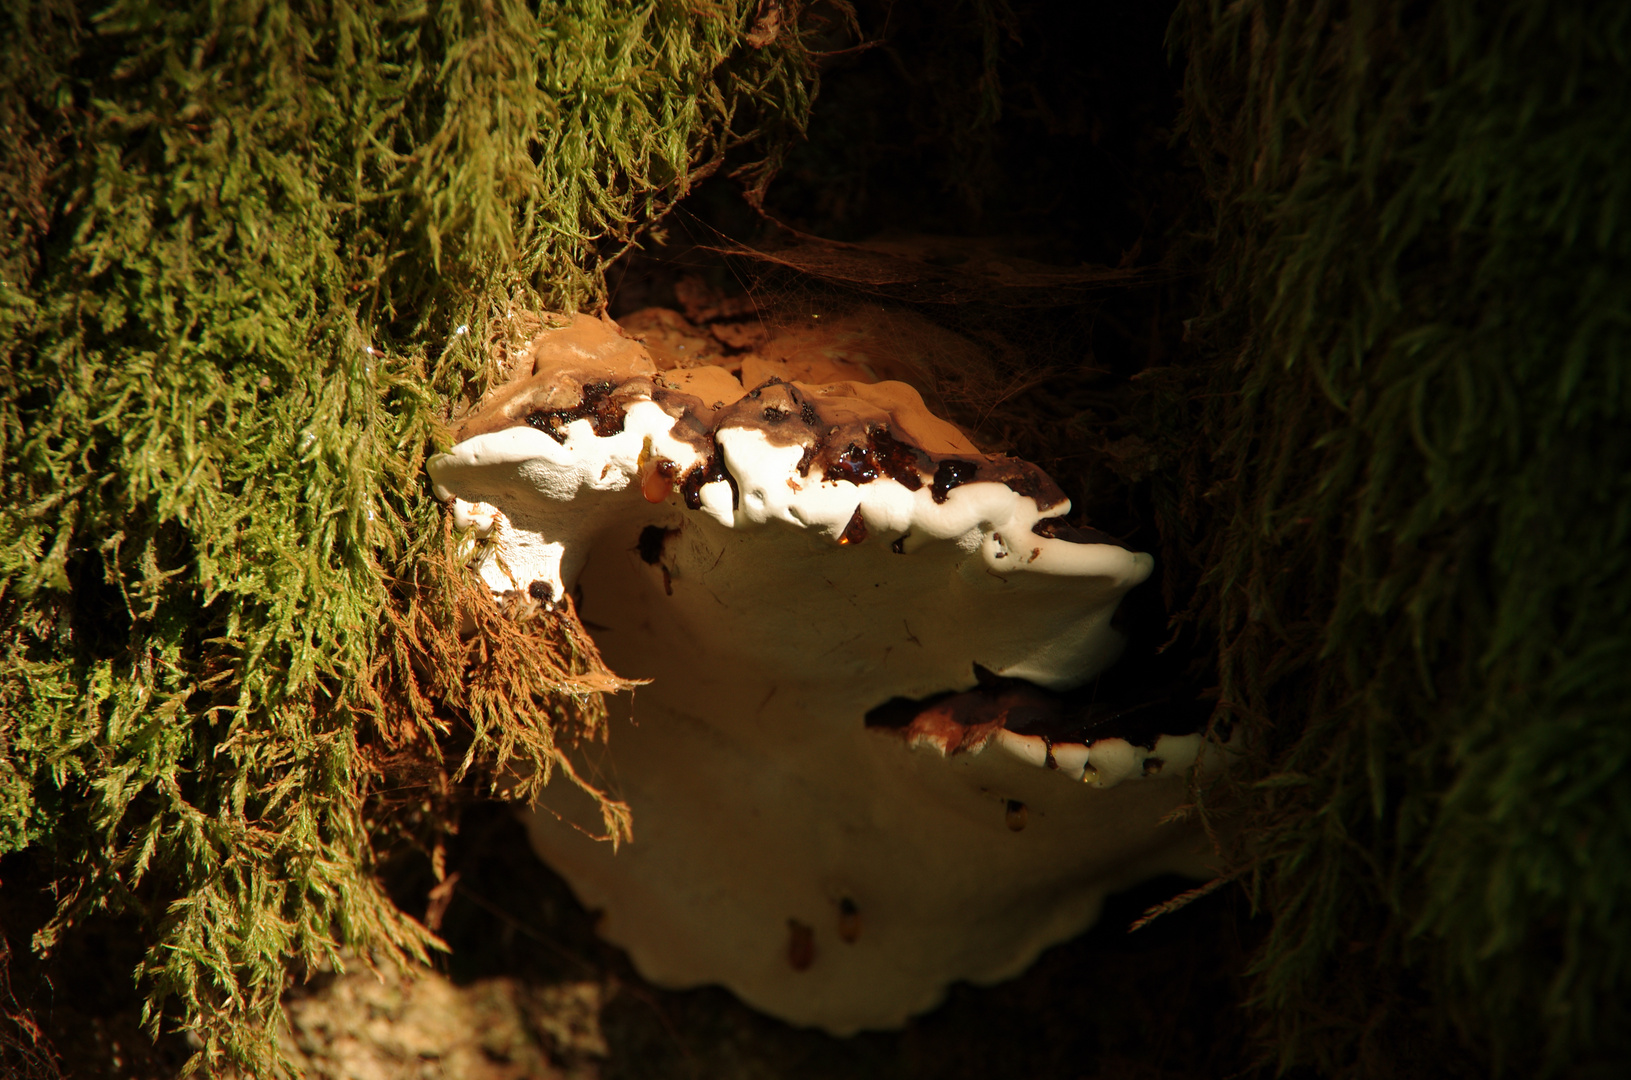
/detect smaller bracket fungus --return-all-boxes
[429,313,1224,1034]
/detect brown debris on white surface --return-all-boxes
[427,313,1223,1034]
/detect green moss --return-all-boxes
[1172,0,1631,1072]
[0,1,814,1073]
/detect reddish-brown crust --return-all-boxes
[865,678,1212,753]
[889,685,1062,756]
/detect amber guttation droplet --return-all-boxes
[1005,799,1028,832]
[787,919,815,971]
[837,898,861,944]
[641,460,675,503]
[838,507,868,545]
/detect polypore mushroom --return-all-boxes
[428,312,1222,1034]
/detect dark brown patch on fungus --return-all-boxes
[825,442,880,485]
[838,508,868,546]
[524,380,629,442]
[837,898,861,944]
[680,448,739,511]
[788,920,815,971]
[636,525,678,566]
[796,444,818,477]
[1005,800,1028,832]
[870,427,926,490]
[1032,516,1122,546]
[930,459,979,503]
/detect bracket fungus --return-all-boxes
[429,313,1223,1034]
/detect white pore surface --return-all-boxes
[428,396,1217,1034]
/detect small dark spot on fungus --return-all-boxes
[636,525,677,566]
[1005,799,1028,832]
[838,898,861,944]
[762,405,789,423]
[788,919,815,971]
[800,402,818,426]
[930,459,979,504]
[890,534,908,554]
[839,507,868,545]
[528,580,556,604]
[1142,757,1166,777]
[796,443,818,477]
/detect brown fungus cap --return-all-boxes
[453,313,1064,517]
